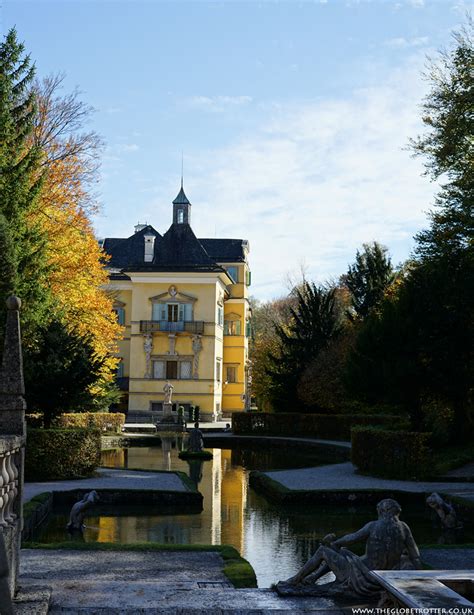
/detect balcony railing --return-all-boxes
[140,320,205,334]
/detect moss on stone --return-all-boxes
[21,542,257,588]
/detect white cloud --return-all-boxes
[385,36,429,48]
[187,95,253,112]
[182,56,437,300]
[116,143,140,153]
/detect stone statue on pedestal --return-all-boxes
[67,490,99,532]
[276,499,421,598]
[187,422,204,452]
[163,380,174,404]
[426,493,459,529]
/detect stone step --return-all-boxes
[32,583,348,613]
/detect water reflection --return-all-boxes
[36,444,473,588]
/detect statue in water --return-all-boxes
[276,498,421,598]
[426,493,459,530]
[67,490,99,532]
[187,422,204,452]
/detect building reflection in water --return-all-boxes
[97,445,247,555]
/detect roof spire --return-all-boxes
[181,150,184,189]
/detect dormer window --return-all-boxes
[177,209,184,224]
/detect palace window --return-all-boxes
[177,209,184,224]
[166,360,178,380]
[226,266,238,283]
[225,365,237,383]
[116,359,125,378]
[224,319,241,336]
[180,361,192,379]
[216,358,222,382]
[217,306,224,327]
[152,302,193,322]
[152,359,192,380]
[113,307,125,325]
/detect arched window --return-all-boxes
[177,209,184,224]
[224,313,241,336]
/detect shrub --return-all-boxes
[232,412,408,441]
[25,428,101,480]
[25,413,44,428]
[351,427,433,479]
[54,412,125,433]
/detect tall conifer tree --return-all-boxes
[0,29,50,343]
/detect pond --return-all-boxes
[33,441,473,588]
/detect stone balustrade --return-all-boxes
[0,438,21,528]
[0,297,27,609]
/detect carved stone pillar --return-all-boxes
[192,335,202,379]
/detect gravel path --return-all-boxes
[23,468,188,502]
[265,462,474,501]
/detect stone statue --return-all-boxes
[143,334,153,378]
[276,499,421,598]
[426,493,459,529]
[187,422,204,452]
[163,380,174,404]
[192,335,202,379]
[67,490,99,532]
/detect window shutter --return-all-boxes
[180,361,192,379]
[179,304,185,322]
[235,320,241,335]
[153,360,165,379]
[184,303,193,321]
[161,304,167,320]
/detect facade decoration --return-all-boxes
[192,335,203,379]
[143,334,153,378]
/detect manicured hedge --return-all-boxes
[351,427,433,480]
[232,412,408,441]
[25,428,101,481]
[55,412,125,433]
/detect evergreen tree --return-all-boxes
[0,29,50,345]
[343,242,394,320]
[409,19,473,260]
[266,282,342,412]
[24,320,105,428]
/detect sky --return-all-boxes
[3,0,470,299]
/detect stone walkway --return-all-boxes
[421,548,474,570]
[18,549,347,613]
[23,468,188,502]
[264,462,474,502]
[444,461,474,480]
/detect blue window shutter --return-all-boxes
[184,303,193,321]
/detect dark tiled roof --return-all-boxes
[103,225,161,269]
[151,223,217,269]
[199,238,246,262]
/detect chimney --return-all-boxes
[144,234,155,262]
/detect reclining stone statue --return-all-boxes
[67,490,99,532]
[276,498,421,598]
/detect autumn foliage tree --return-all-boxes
[28,74,122,408]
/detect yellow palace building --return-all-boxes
[102,185,251,422]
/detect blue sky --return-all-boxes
[3,0,469,299]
